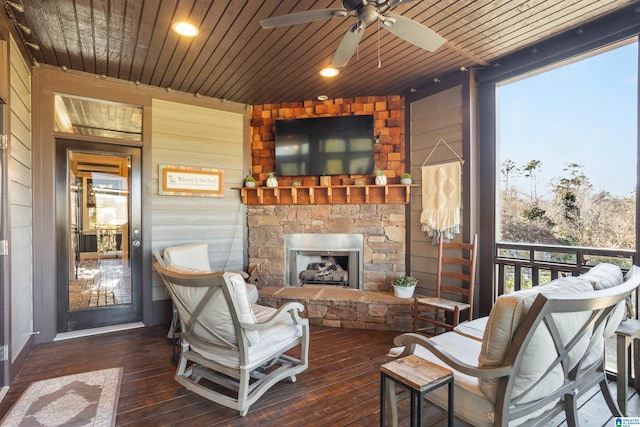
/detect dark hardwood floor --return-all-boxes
[0,325,637,426]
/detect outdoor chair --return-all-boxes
[154,242,259,363]
[413,234,478,336]
[153,260,309,416]
[389,263,640,426]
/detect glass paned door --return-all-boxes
[56,139,142,332]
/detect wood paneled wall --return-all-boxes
[151,99,246,300]
[8,34,33,361]
[250,96,405,185]
[408,86,465,297]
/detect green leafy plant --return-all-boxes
[392,275,418,287]
[267,171,276,178]
[401,173,411,179]
[245,175,256,182]
[374,169,385,177]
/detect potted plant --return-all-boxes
[374,169,387,185]
[392,275,418,298]
[400,173,412,185]
[244,175,256,188]
[266,171,278,187]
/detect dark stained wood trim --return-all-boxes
[477,82,497,317]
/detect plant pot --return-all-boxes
[266,177,278,187]
[375,175,387,185]
[245,181,256,188]
[400,178,412,185]
[393,285,416,298]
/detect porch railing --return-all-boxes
[494,242,638,305]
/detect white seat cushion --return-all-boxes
[195,303,303,370]
[389,333,494,427]
[453,316,488,341]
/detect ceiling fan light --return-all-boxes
[382,16,396,27]
[172,21,199,37]
[320,67,339,77]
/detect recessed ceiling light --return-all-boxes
[172,21,199,37]
[317,95,329,101]
[319,67,339,77]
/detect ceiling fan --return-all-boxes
[260,0,446,68]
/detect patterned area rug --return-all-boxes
[0,367,122,427]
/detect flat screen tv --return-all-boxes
[275,115,375,176]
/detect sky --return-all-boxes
[498,41,638,198]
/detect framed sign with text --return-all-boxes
[159,164,224,197]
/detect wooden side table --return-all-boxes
[380,354,453,427]
[616,318,640,416]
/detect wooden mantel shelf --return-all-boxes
[232,184,419,205]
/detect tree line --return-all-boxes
[500,160,635,250]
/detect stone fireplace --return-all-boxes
[247,204,413,331]
[286,233,363,289]
[247,204,407,291]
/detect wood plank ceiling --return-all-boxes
[6,0,640,105]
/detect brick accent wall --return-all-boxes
[248,204,407,292]
[249,95,405,185]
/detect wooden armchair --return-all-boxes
[413,234,478,336]
[153,261,309,416]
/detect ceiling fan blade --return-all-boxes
[381,13,445,52]
[387,0,419,6]
[331,22,366,67]
[260,8,347,29]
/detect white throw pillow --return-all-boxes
[227,273,260,345]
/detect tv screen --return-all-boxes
[275,115,375,176]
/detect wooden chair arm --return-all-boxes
[392,333,513,379]
[242,302,307,330]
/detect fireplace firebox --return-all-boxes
[285,234,364,289]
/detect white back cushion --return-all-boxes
[166,267,260,346]
[478,276,594,402]
[164,242,211,271]
[582,263,625,338]
[581,263,623,290]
